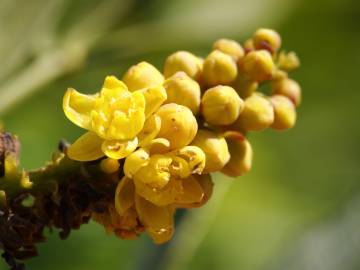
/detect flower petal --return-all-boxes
[102,75,128,90]
[176,174,213,208]
[67,131,104,161]
[138,114,161,147]
[137,86,167,119]
[135,195,174,244]
[175,175,204,205]
[102,137,138,160]
[63,88,97,129]
[115,177,135,215]
[175,146,206,175]
[124,149,150,178]
[133,177,181,206]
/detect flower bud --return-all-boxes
[233,93,274,131]
[155,104,198,151]
[277,51,300,71]
[232,73,258,99]
[163,51,203,81]
[163,72,201,114]
[100,158,120,174]
[201,85,244,125]
[191,129,230,173]
[243,38,255,53]
[270,95,297,130]
[239,50,275,82]
[202,50,237,86]
[253,28,281,53]
[221,133,253,177]
[271,78,301,106]
[122,61,164,91]
[213,38,244,60]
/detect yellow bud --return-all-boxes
[243,38,255,52]
[122,61,164,91]
[163,72,201,114]
[155,104,198,151]
[253,28,281,53]
[201,85,244,125]
[277,51,300,72]
[232,73,258,99]
[271,78,301,106]
[100,158,120,174]
[270,95,297,130]
[191,129,230,173]
[202,50,237,86]
[213,38,244,60]
[240,50,275,82]
[163,51,203,81]
[233,93,274,132]
[221,133,253,177]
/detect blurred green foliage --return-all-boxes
[1,0,360,269]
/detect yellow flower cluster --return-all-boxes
[63,28,301,244]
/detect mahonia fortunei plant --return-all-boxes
[0,28,301,270]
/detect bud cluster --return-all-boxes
[0,28,302,269]
[59,28,301,245]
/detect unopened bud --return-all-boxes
[163,72,201,114]
[272,78,301,106]
[122,61,164,91]
[270,95,297,130]
[100,158,120,174]
[221,132,253,177]
[191,129,230,173]
[277,51,300,72]
[243,38,255,53]
[253,28,281,53]
[155,104,198,151]
[202,50,237,86]
[232,73,258,99]
[213,38,245,60]
[201,85,244,125]
[233,93,274,131]
[163,51,203,81]
[240,50,275,82]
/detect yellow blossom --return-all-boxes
[63,76,167,161]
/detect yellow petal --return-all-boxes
[63,88,97,130]
[138,86,167,118]
[101,137,138,160]
[175,175,204,205]
[138,114,161,147]
[133,177,181,206]
[115,177,135,215]
[177,174,213,208]
[169,156,191,178]
[124,149,150,178]
[67,131,104,161]
[102,75,128,90]
[135,194,174,243]
[133,155,172,189]
[175,146,206,175]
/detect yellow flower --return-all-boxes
[63,76,167,161]
[122,145,206,204]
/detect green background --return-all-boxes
[1,0,359,269]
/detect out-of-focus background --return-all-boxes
[1,0,359,269]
